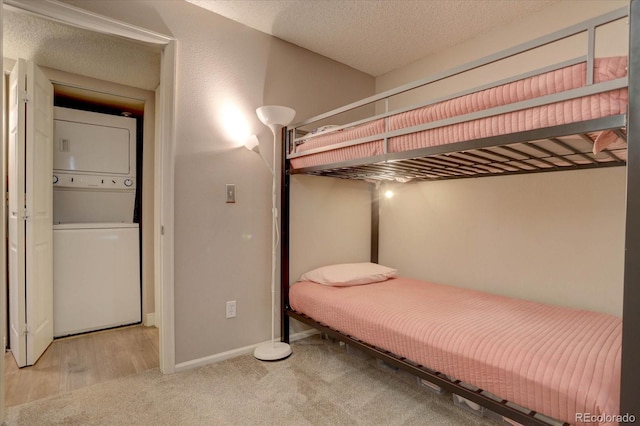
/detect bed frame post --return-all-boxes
[621,0,640,417]
[371,184,379,263]
[280,126,291,343]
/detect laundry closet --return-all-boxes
[52,106,141,337]
[4,4,160,371]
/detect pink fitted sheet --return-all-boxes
[291,57,628,169]
[289,277,621,426]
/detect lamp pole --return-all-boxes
[253,106,295,361]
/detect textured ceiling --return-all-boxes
[3,0,561,87]
[185,0,561,77]
[3,8,161,91]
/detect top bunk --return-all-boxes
[285,7,629,183]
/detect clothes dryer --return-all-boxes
[52,107,140,336]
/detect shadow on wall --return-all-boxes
[260,32,376,127]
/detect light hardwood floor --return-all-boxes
[4,325,158,407]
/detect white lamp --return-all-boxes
[244,134,260,153]
[252,105,295,361]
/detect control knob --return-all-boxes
[124,178,133,187]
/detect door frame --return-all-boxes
[1,0,177,385]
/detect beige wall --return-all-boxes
[53,0,375,364]
[376,0,629,316]
[377,1,628,106]
[379,168,625,316]
[166,10,374,363]
[290,175,372,282]
[289,175,373,333]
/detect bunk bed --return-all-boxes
[279,5,639,426]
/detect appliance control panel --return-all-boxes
[53,173,136,190]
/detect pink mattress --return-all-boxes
[292,57,628,169]
[290,277,621,426]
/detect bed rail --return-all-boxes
[286,7,629,182]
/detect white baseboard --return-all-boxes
[144,313,155,327]
[174,329,320,373]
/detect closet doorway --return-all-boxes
[1,1,176,412]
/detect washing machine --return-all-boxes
[52,106,141,337]
[53,223,140,336]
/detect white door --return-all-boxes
[8,59,28,367]
[8,59,54,367]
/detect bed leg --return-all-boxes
[281,126,291,344]
[371,183,379,263]
[621,0,640,418]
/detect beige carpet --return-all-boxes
[5,335,498,425]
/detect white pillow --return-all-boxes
[300,262,397,287]
[309,124,340,135]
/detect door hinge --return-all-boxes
[21,91,29,104]
[23,208,30,221]
[161,225,165,235]
[23,324,30,336]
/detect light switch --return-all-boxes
[226,184,236,203]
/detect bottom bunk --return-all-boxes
[287,266,621,426]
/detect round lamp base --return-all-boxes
[253,342,292,361]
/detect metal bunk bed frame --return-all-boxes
[279,3,640,425]
[287,6,628,182]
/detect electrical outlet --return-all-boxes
[226,300,236,318]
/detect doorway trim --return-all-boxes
[1,0,177,381]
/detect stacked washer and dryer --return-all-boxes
[52,106,141,337]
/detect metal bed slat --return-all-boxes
[602,149,623,162]
[397,161,459,178]
[378,164,435,180]
[404,165,460,178]
[477,148,533,171]
[357,165,421,181]
[366,164,417,178]
[403,157,479,176]
[418,155,492,175]
[525,143,579,166]
[578,133,596,145]
[417,155,486,172]
[450,151,520,172]
[498,145,558,169]
[378,161,427,174]
[613,128,627,141]
[548,138,598,164]
[445,153,507,174]
[400,158,464,175]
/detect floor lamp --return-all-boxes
[252,105,295,361]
